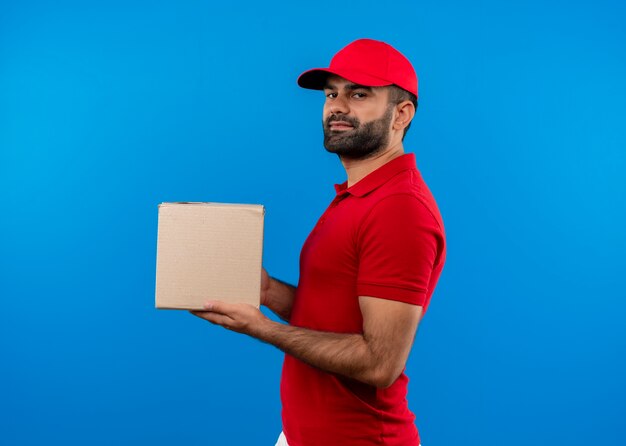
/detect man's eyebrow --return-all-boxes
[345,84,373,92]
[323,83,373,92]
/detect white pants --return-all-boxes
[275,432,289,446]
[275,431,421,446]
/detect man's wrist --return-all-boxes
[250,315,280,341]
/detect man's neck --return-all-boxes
[341,143,405,187]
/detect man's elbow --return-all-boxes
[365,365,404,389]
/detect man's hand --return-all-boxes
[190,268,293,335]
[258,269,296,322]
[190,301,270,336]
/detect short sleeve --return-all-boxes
[356,194,443,306]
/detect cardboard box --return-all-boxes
[155,202,265,310]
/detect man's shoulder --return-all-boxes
[364,168,445,234]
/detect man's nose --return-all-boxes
[329,96,349,115]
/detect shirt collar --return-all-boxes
[334,153,417,198]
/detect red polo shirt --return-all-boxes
[281,153,446,446]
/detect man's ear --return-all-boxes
[393,100,416,132]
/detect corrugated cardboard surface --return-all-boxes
[155,202,264,310]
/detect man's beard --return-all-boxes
[323,105,393,160]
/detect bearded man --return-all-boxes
[192,39,447,446]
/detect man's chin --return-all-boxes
[323,136,351,154]
[323,144,384,161]
[324,145,349,156]
[323,140,350,155]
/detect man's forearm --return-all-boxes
[191,295,417,387]
[252,320,388,387]
[264,277,296,322]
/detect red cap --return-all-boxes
[297,39,418,98]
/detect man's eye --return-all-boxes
[352,92,367,99]
[326,92,338,99]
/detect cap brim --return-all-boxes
[297,67,393,91]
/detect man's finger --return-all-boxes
[202,300,236,314]
[190,310,234,328]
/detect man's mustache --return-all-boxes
[324,115,360,129]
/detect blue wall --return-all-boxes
[1,1,625,445]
